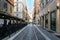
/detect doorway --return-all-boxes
[50,11,56,31]
[45,14,48,28]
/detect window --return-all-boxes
[44,0,46,6]
[46,0,48,4]
[18,3,23,12]
[4,2,7,11]
[17,0,18,1]
[0,0,1,7]
[16,7,18,11]
[4,3,7,8]
[10,6,12,13]
[14,3,18,12]
[40,0,44,9]
[14,6,16,12]
[17,14,18,16]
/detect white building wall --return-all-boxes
[14,12,23,19]
[14,0,26,19]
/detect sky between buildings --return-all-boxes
[26,0,34,19]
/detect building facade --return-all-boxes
[6,0,14,15]
[0,0,14,26]
[24,7,30,22]
[0,0,14,15]
[39,0,60,34]
[34,0,40,14]
[14,0,26,20]
[33,0,40,24]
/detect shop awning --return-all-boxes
[0,11,25,22]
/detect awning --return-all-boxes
[0,11,25,22]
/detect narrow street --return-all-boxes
[8,24,60,40]
[0,0,60,40]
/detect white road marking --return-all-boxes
[8,26,28,40]
[33,29,38,40]
[20,33,26,40]
[21,27,29,40]
[34,25,51,40]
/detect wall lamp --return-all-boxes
[48,11,50,13]
[56,6,60,9]
[56,2,60,9]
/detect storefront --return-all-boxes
[50,11,56,31]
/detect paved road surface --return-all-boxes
[8,24,60,40]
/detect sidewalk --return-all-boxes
[7,25,29,40]
[36,25,60,40]
[2,25,27,40]
[2,29,20,40]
